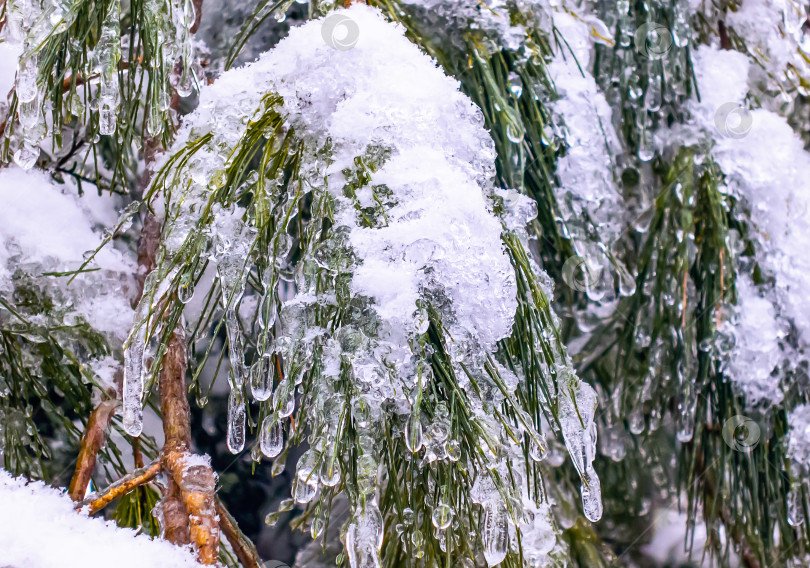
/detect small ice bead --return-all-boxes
[529,435,548,462]
[12,144,39,170]
[275,380,295,417]
[293,476,317,504]
[628,408,645,435]
[405,413,423,453]
[259,415,284,458]
[447,439,461,461]
[147,104,164,137]
[226,387,246,454]
[99,101,117,135]
[431,503,454,530]
[581,472,603,522]
[15,55,38,103]
[175,70,194,98]
[122,330,146,436]
[122,391,144,437]
[18,98,39,129]
[319,454,341,487]
[788,484,805,527]
[676,405,695,442]
[224,309,247,387]
[250,354,273,401]
[311,516,324,539]
[178,281,194,304]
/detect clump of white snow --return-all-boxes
[720,276,785,406]
[0,469,203,568]
[0,166,136,344]
[787,405,810,474]
[549,10,623,245]
[169,4,518,355]
[674,45,810,406]
[723,0,809,93]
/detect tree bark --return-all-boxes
[158,329,220,564]
[79,461,161,514]
[67,399,117,501]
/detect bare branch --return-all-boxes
[216,497,263,568]
[158,330,220,564]
[67,399,117,502]
[78,461,161,515]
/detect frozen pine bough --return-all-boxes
[681,39,810,535]
[0,165,136,476]
[377,0,631,313]
[2,0,201,170]
[678,45,810,409]
[125,5,601,567]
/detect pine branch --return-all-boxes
[156,323,219,564]
[67,399,118,502]
[78,461,161,515]
[215,497,263,568]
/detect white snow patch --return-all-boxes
[0,166,136,343]
[787,405,810,471]
[171,4,518,353]
[549,10,623,244]
[0,469,203,568]
[724,0,808,91]
[721,276,785,406]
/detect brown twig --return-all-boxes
[189,0,204,34]
[216,497,262,568]
[62,58,133,93]
[718,20,732,51]
[135,212,161,303]
[78,461,161,515]
[67,399,118,501]
[164,447,219,565]
[61,60,134,93]
[154,326,193,547]
[157,330,219,564]
[132,437,145,469]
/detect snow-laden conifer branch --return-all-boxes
[1,0,202,185]
[126,5,602,566]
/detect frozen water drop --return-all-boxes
[227,387,246,454]
[481,501,508,567]
[405,412,423,453]
[431,503,454,530]
[259,415,284,458]
[250,354,274,401]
